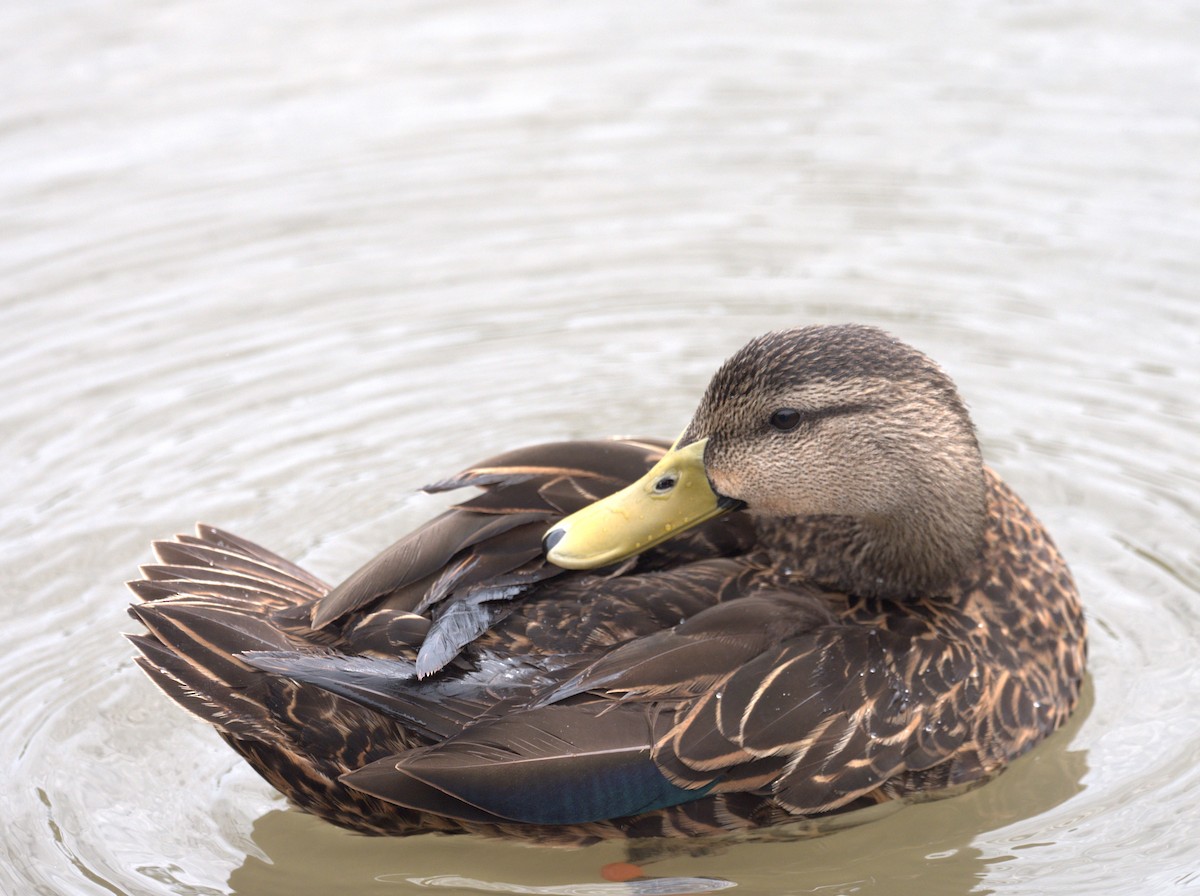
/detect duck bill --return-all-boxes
[543,437,736,570]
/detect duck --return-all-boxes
[127,323,1086,843]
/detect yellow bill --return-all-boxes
[543,437,735,570]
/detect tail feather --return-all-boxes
[126,524,442,833]
[140,562,308,599]
[130,574,297,614]
[129,602,289,697]
[188,524,330,594]
[127,630,277,740]
[127,578,191,603]
[127,525,325,742]
[150,540,325,599]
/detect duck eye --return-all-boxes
[769,408,802,432]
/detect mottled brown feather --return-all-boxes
[126,326,1086,842]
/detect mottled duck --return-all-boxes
[127,323,1086,843]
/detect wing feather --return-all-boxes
[342,704,716,825]
[310,439,672,633]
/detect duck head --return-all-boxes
[544,324,989,599]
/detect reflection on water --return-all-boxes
[2,0,1198,894]
[392,875,737,894]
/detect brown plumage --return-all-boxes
[127,324,1086,843]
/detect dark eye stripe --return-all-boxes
[769,402,873,431]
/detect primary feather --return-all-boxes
[345,703,715,825]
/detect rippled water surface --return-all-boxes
[2,2,1198,894]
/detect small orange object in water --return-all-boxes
[600,861,645,882]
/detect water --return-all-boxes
[2,1,1198,894]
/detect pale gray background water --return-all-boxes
[2,2,1198,894]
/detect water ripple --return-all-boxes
[1,2,1198,895]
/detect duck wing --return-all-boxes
[651,619,982,814]
[341,588,983,825]
[306,439,666,671]
[343,701,717,826]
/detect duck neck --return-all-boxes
[755,484,988,600]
